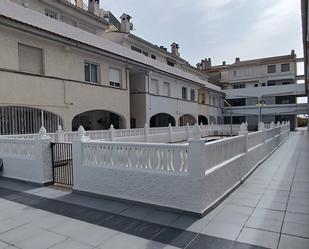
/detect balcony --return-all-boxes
[223,103,308,116]
[223,83,307,99]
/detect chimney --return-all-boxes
[235,57,240,63]
[202,59,207,70]
[160,46,167,51]
[291,49,295,56]
[120,13,133,33]
[88,0,100,16]
[171,42,180,57]
[222,61,226,66]
[205,58,212,69]
[76,0,83,8]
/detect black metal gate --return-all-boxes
[51,142,73,186]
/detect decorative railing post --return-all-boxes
[34,126,52,184]
[168,123,173,143]
[109,124,115,141]
[144,123,149,142]
[72,126,90,185]
[186,123,190,140]
[56,125,64,143]
[188,124,205,178]
[238,122,248,153]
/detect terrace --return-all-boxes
[0,128,307,248]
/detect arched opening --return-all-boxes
[209,115,217,124]
[198,115,208,125]
[150,113,176,127]
[179,114,196,126]
[72,110,124,131]
[217,116,223,124]
[0,106,63,135]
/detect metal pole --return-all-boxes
[230,109,233,136]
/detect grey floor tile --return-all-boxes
[153,227,197,248]
[98,232,149,249]
[49,239,94,249]
[230,198,259,207]
[0,241,10,249]
[278,234,309,249]
[245,216,282,233]
[212,212,249,226]
[69,225,118,247]
[250,208,284,221]
[120,205,155,220]
[15,229,66,249]
[284,212,309,225]
[138,240,181,249]
[201,221,243,241]
[237,228,280,249]
[232,241,269,249]
[186,234,234,249]
[169,215,211,233]
[282,222,309,238]
[0,223,42,244]
[287,203,309,215]
[257,200,286,211]
[142,210,181,226]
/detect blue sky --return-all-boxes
[102,0,303,66]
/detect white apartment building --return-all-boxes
[199,53,307,130]
[0,0,223,134]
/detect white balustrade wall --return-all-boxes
[72,122,290,216]
[1,124,241,143]
[0,135,53,184]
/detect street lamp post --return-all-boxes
[224,100,233,136]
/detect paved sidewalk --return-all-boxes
[0,129,308,249]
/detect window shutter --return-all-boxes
[18,44,43,74]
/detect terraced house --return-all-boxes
[0,0,223,135]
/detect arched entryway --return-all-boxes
[150,113,176,127]
[72,110,124,131]
[0,106,63,135]
[209,115,217,124]
[198,115,208,125]
[179,114,197,126]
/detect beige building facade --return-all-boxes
[0,0,223,134]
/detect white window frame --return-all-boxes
[84,61,99,84]
[109,68,122,88]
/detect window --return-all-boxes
[131,46,142,53]
[262,83,266,87]
[142,51,149,57]
[84,62,98,83]
[151,79,159,94]
[233,84,245,89]
[18,43,43,75]
[109,68,121,87]
[254,84,259,87]
[282,82,291,85]
[190,89,195,101]
[281,63,290,72]
[201,93,206,104]
[151,54,157,60]
[182,87,187,99]
[167,60,175,67]
[163,82,171,96]
[233,70,240,77]
[267,65,276,73]
[45,9,58,19]
[245,68,252,76]
[267,81,275,86]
